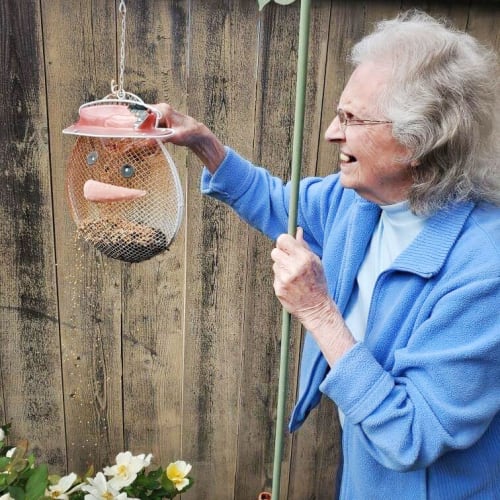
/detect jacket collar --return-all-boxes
[392,202,475,277]
[352,194,476,278]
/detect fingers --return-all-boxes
[153,103,172,126]
[271,228,311,280]
[152,103,196,146]
[271,229,332,326]
[295,226,309,250]
[274,227,308,255]
[153,103,185,131]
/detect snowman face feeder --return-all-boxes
[63,97,183,263]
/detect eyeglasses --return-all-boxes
[336,108,392,133]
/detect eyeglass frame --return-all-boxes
[336,108,392,133]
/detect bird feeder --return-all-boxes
[62,1,183,263]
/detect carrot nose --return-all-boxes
[83,179,147,202]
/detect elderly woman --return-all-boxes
[157,10,500,499]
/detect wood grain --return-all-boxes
[0,0,65,469]
[118,0,188,469]
[41,0,123,474]
[182,1,262,497]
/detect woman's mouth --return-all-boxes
[340,152,356,163]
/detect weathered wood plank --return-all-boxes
[0,0,65,469]
[119,0,188,467]
[466,1,500,52]
[182,1,261,497]
[237,2,306,497]
[41,0,124,473]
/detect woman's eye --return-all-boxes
[121,164,135,178]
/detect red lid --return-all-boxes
[63,101,174,139]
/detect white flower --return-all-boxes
[103,451,152,489]
[166,460,192,491]
[5,448,16,458]
[0,428,5,441]
[0,493,15,500]
[81,472,135,500]
[45,472,78,499]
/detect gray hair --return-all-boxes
[351,10,500,215]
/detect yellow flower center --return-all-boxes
[103,492,114,500]
[117,464,128,477]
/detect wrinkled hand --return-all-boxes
[271,228,336,331]
[154,103,226,173]
[271,228,355,364]
[154,103,204,147]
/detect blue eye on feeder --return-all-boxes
[87,151,99,165]
[121,164,135,178]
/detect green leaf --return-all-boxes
[159,475,178,498]
[1,424,12,436]
[8,485,25,500]
[25,464,48,500]
[10,441,29,474]
[68,491,85,500]
[147,467,164,481]
[133,472,159,490]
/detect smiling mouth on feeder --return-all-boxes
[83,179,147,202]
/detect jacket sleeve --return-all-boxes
[200,147,345,256]
[319,274,500,471]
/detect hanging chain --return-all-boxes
[111,0,127,98]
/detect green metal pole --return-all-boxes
[271,1,311,498]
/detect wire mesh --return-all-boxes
[66,136,183,263]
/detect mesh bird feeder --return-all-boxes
[63,0,183,263]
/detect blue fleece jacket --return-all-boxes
[201,148,500,499]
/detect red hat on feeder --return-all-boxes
[63,99,174,139]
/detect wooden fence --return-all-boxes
[0,0,498,498]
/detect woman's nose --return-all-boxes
[324,116,344,142]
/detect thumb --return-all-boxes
[295,227,308,249]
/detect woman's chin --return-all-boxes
[339,166,357,188]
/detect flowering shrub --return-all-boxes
[0,425,193,499]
